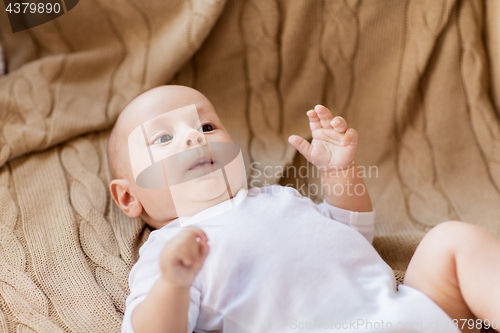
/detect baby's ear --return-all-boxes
[109,179,143,218]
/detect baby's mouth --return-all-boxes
[188,156,214,171]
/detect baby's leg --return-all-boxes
[404,221,500,333]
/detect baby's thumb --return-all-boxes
[288,135,310,159]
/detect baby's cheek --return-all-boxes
[224,153,245,194]
[140,187,177,220]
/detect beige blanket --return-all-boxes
[1,0,500,331]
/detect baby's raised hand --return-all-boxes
[288,105,358,173]
[159,228,209,288]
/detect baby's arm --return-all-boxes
[131,228,209,333]
[289,105,373,213]
[317,199,375,243]
[320,161,373,212]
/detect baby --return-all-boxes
[108,85,500,333]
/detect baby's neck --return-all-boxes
[167,187,246,228]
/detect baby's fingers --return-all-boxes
[178,229,208,265]
[198,241,210,263]
[306,110,322,132]
[314,105,334,129]
[178,247,196,267]
[288,135,311,160]
[340,128,358,146]
[188,227,208,244]
[331,116,348,133]
[178,243,208,273]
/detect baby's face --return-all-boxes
[120,86,244,227]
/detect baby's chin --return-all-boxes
[190,177,230,202]
[169,177,231,215]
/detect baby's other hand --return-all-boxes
[159,228,209,288]
[288,105,357,173]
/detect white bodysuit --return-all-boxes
[122,185,460,333]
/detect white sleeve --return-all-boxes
[121,232,200,333]
[317,199,375,244]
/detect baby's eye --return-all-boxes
[201,124,214,132]
[153,134,173,145]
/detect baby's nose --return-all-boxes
[187,136,202,146]
[184,130,205,149]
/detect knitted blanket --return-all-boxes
[1,0,500,331]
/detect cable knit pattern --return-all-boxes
[394,0,455,229]
[458,0,500,228]
[240,0,286,185]
[1,0,500,332]
[0,44,4,76]
[60,138,129,313]
[0,169,64,332]
[320,0,359,114]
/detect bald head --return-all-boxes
[107,85,219,181]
